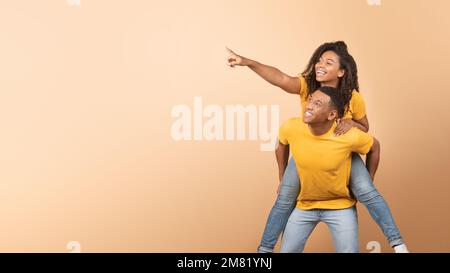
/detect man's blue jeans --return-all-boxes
[258,153,404,253]
[280,206,359,253]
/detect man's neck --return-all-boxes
[308,121,334,136]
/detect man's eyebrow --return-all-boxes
[310,96,323,104]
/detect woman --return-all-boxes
[226,41,409,253]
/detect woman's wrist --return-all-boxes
[245,58,257,67]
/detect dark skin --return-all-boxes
[275,141,290,194]
[276,90,380,193]
[226,48,369,135]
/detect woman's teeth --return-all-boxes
[316,71,326,76]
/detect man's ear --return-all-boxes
[328,109,338,121]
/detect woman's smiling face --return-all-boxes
[315,50,345,84]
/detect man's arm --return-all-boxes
[366,137,380,181]
[275,141,290,185]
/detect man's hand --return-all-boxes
[334,118,354,136]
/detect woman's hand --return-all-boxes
[226,47,248,67]
[226,47,301,94]
[334,118,354,136]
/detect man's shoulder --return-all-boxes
[281,117,303,129]
[280,117,305,139]
[338,128,373,150]
[340,127,369,141]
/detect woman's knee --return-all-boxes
[281,158,300,188]
[349,153,378,198]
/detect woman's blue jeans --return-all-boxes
[257,153,404,253]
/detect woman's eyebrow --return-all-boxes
[327,58,336,63]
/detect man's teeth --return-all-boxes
[305,111,312,117]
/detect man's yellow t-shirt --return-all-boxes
[298,75,366,120]
[278,118,374,210]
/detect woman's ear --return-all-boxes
[338,69,345,78]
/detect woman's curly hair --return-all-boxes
[302,41,359,115]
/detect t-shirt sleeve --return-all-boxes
[278,119,291,145]
[298,75,308,99]
[350,128,374,155]
[346,91,367,120]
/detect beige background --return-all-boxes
[0,0,449,252]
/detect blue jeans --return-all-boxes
[258,153,404,253]
[280,206,359,253]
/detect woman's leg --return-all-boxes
[350,153,404,247]
[280,208,318,253]
[323,206,359,253]
[258,157,300,253]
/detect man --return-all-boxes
[277,86,380,253]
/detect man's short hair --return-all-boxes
[315,86,345,118]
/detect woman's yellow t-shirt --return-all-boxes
[298,75,366,120]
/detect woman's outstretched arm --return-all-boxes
[226,47,300,94]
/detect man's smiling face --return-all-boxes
[303,90,337,124]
